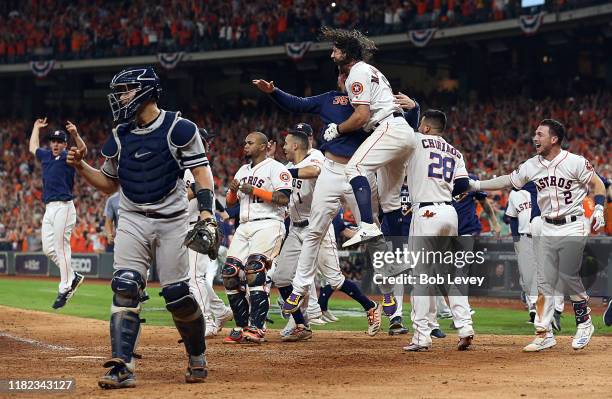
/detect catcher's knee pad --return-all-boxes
[222,257,243,291]
[161,281,205,356]
[111,269,146,311]
[245,254,268,288]
[161,281,201,321]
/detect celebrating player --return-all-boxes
[222,131,291,344]
[68,66,218,387]
[321,27,417,247]
[29,118,87,309]
[469,119,606,352]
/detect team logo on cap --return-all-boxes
[351,82,363,95]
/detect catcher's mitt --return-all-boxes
[184,218,221,259]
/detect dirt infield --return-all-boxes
[1,306,611,398]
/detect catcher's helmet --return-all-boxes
[108,66,162,122]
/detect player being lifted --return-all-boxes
[469,119,606,352]
[222,132,291,344]
[321,27,416,247]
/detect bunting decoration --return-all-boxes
[30,60,55,78]
[407,29,437,48]
[157,52,184,70]
[519,12,545,35]
[285,41,312,61]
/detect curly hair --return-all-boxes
[320,27,377,63]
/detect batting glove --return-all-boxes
[591,204,605,231]
[323,123,340,141]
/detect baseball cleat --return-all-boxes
[243,327,266,343]
[572,320,594,350]
[69,272,85,296]
[321,310,339,323]
[282,293,304,314]
[382,294,397,317]
[552,310,562,331]
[223,328,249,344]
[366,303,382,336]
[342,222,383,248]
[215,307,234,335]
[98,359,136,389]
[281,325,313,342]
[457,335,473,350]
[403,343,431,352]
[308,317,327,326]
[388,316,408,335]
[431,328,446,339]
[205,315,218,337]
[523,332,557,352]
[52,272,85,309]
[185,354,208,383]
[604,300,612,327]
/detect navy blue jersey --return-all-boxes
[453,174,486,235]
[36,148,75,203]
[270,89,420,158]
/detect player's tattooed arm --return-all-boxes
[337,104,370,134]
[478,198,501,237]
[29,117,47,155]
[67,147,119,194]
[271,190,290,206]
[239,183,290,205]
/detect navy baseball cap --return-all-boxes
[48,130,68,142]
[288,123,313,137]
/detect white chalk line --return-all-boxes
[0,332,76,351]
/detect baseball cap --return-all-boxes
[48,130,68,142]
[287,123,313,137]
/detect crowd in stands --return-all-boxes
[0,0,607,64]
[0,90,610,254]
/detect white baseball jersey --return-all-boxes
[509,150,594,219]
[183,169,199,224]
[289,149,324,222]
[404,133,468,203]
[234,158,292,223]
[345,61,402,132]
[505,190,532,234]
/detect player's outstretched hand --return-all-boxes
[394,92,416,110]
[33,117,48,129]
[324,123,340,141]
[228,179,240,193]
[591,205,605,231]
[252,79,275,94]
[66,147,84,169]
[65,120,78,136]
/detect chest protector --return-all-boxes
[117,111,181,204]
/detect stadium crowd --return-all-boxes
[0,90,610,252]
[0,0,606,64]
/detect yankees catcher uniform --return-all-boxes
[403,132,473,351]
[184,169,233,336]
[222,154,290,343]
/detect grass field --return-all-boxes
[1,277,610,336]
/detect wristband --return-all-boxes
[288,168,299,179]
[196,188,214,213]
[594,195,605,207]
[252,187,273,203]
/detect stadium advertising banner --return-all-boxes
[70,254,99,277]
[0,253,7,274]
[14,254,48,276]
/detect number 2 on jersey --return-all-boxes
[428,153,455,183]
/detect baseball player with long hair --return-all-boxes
[29,118,87,309]
[222,131,291,344]
[68,66,218,387]
[321,27,417,248]
[469,119,606,352]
